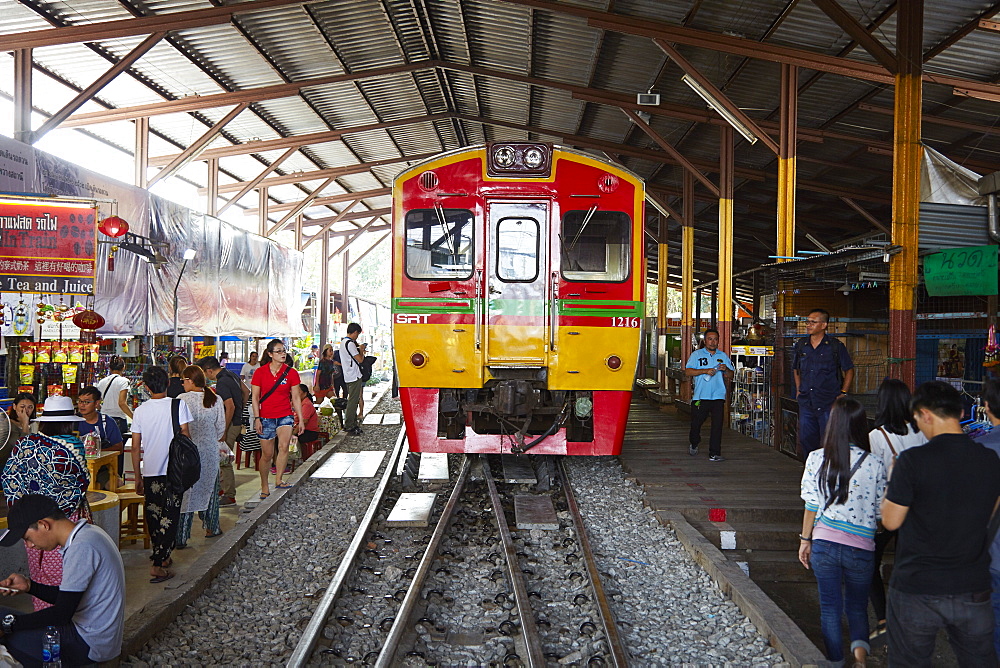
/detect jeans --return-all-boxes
[345,379,364,430]
[0,607,92,667]
[259,415,294,440]
[810,539,874,662]
[689,399,725,456]
[887,587,996,667]
[992,571,1000,661]
[798,400,830,456]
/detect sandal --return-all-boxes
[205,531,223,538]
[149,572,174,584]
[259,492,270,500]
[275,482,294,489]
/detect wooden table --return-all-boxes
[86,450,119,491]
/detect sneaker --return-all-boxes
[688,444,698,456]
[269,466,277,474]
[220,497,237,507]
[708,455,725,462]
[869,622,887,646]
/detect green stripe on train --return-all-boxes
[559,300,644,317]
[392,297,643,318]
[392,297,474,314]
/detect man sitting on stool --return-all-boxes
[685,328,734,462]
[0,494,125,666]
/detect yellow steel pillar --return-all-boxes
[657,216,668,389]
[777,63,797,260]
[889,0,923,387]
[681,172,695,401]
[718,125,735,356]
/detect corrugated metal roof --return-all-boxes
[919,202,991,250]
[2,0,1000,281]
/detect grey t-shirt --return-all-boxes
[61,521,125,662]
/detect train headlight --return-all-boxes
[523,146,545,169]
[487,142,552,177]
[410,351,427,368]
[606,355,622,371]
[493,146,516,168]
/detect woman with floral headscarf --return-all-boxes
[2,395,90,611]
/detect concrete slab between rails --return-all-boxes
[657,511,827,668]
[120,431,347,658]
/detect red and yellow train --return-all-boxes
[391,143,645,455]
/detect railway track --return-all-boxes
[288,439,630,666]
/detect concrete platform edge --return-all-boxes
[120,433,346,658]
[658,510,827,668]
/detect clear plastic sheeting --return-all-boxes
[0,133,303,338]
[922,145,985,206]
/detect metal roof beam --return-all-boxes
[147,102,249,187]
[0,0,310,50]
[303,211,376,253]
[148,113,449,166]
[811,0,897,71]
[322,216,379,257]
[266,177,337,237]
[216,147,297,216]
[496,0,1000,99]
[246,187,391,216]
[654,39,780,154]
[205,152,436,195]
[31,31,166,142]
[299,208,391,229]
[349,231,390,269]
[621,109,719,196]
[60,61,433,128]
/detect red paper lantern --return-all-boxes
[72,310,105,330]
[98,216,129,238]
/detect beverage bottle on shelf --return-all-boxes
[42,626,61,667]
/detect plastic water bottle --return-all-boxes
[42,626,60,667]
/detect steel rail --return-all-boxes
[374,456,471,667]
[481,455,546,667]
[286,427,409,667]
[559,459,630,666]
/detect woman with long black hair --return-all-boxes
[250,339,304,499]
[799,396,887,667]
[866,378,926,643]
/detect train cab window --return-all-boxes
[404,208,474,280]
[496,217,539,282]
[560,210,631,282]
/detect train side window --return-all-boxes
[560,210,630,282]
[496,217,539,282]
[404,208,474,280]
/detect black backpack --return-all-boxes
[166,399,201,493]
[360,355,377,383]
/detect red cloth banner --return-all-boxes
[0,199,97,294]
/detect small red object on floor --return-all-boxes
[709,508,727,522]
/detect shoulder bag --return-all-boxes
[259,364,292,407]
[166,399,201,493]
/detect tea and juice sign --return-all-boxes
[0,198,97,295]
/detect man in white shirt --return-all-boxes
[0,494,125,666]
[131,365,192,583]
[95,356,133,438]
[340,323,367,436]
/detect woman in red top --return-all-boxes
[297,385,321,443]
[250,339,304,499]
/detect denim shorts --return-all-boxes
[259,415,294,440]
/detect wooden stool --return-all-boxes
[118,491,149,549]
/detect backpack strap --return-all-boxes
[171,398,181,436]
[259,364,291,405]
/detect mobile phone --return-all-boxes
[0,586,19,593]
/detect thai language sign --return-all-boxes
[923,245,998,297]
[0,198,97,294]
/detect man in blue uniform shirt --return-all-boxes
[685,328,734,462]
[792,308,854,456]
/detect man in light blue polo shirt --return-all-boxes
[685,328,734,462]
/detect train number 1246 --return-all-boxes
[611,317,640,328]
